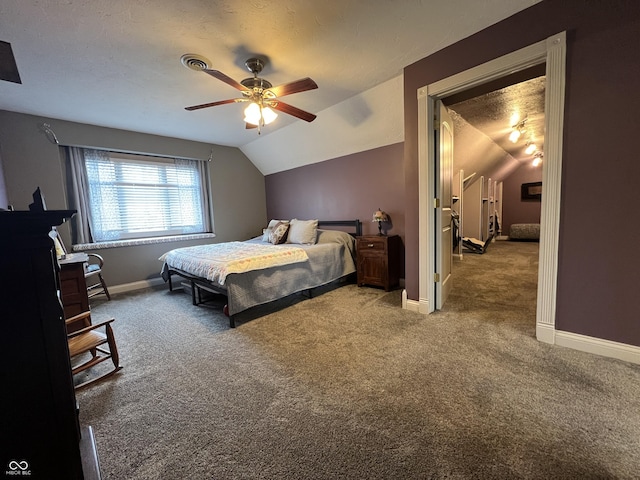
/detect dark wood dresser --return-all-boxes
[356,234,401,291]
[59,253,90,332]
[0,210,101,479]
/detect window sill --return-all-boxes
[71,233,216,252]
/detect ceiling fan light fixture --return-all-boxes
[244,102,261,125]
[243,103,278,126]
[262,106,277,125]
[184,56,316,132]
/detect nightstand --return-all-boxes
[356,235,401,291]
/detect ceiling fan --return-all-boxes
[184,57,318,131]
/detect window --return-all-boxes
[83,150,209,242]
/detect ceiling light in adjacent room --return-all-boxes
[510,116,527,143]
[532,152,543,167]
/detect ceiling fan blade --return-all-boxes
[270,100,317,122]
[185,98,246,111]
[204,69,248,92]
[267,77,318,97]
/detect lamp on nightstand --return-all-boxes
[372,209,388,235]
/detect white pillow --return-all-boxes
[287,219,318,245]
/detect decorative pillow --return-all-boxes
[268,221,290,245]
[268,219,289,228]
[287,219,319,245]
[263,219,289,242]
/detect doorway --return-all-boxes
[444,73,545,319]
[415,32,566,344]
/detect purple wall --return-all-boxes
[265,142,405,274]
[502,164,542,235]
[403,1,640,345]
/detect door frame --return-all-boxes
[416,32,566,344]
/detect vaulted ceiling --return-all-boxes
[0,0,541,174]
[447,75,546,184]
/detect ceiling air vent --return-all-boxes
[180,54,211,72]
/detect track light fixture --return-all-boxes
[532,151,543,167]
[509,117,527,143]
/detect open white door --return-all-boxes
[435,101,454,309]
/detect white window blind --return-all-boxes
[85,150,208,242]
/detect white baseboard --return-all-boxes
[402,290,430,314]
[395,301,640,365]
[555,330,640,365]
[536,323,556,344]
[404,299,421,313]
[108,277,166,295]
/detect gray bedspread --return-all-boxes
[162,229,356,316]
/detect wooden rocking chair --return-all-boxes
[66,311,122,390]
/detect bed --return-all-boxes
[160,219,362,327]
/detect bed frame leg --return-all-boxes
[191,281,197,305]
[168,274,173,291]
[222,304,235,328]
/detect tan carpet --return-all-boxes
[78,240,640,479]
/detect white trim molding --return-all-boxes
[72,232,216,252]
[535,33,566,342]
[415,33,573,348]
[109,277,166,295]
[555,331,640,365]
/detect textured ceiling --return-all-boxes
[448,75,546,180]
[0,0,541,172]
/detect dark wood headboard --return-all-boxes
[318,219,362,237]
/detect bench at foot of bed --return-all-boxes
[509,223,540,241]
